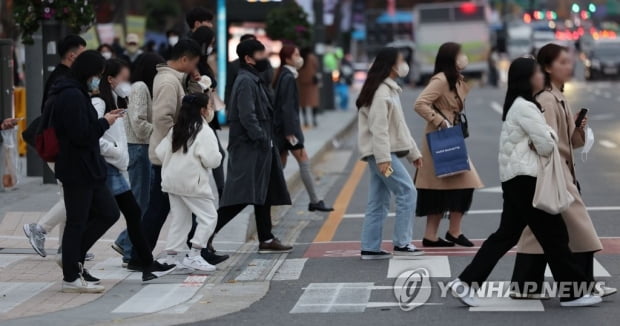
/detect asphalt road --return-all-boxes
[193,78,620,326]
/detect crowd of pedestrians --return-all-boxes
[2,6,613,307]
[17,7,334,293]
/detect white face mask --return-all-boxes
[101,52,112,60]
[207,46,214,55]
[456,54,469,70]
[168,36,179,46]
[394,62,409,78]
[294,57,304,69]
[205,109,215,123]
[581,126,594,162]
[114,82,132,98]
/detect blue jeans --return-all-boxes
[361,154,417,252]
[115,144,151,262]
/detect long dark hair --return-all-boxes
[273,44,298,88]
[99,58,130,112]
[356,47,399,109]
[502,57,542,121]
[131,53,165,95]
[537,43,569,89]
[433,42,461,91]
[172,93,210,153]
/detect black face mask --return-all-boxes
[252,58,270,72]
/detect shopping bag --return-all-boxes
[532,144,574,214]
[426,126,470,178]
[1,128,20,189]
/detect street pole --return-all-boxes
[217,0,227,100]
[24,30,45,179]
[313,0,335,112]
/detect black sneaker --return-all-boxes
[422,237,455,247]
[126,261,144,272]
[445,232,474,247]
[142,261,176,282]
[393,244,425,256]
[201,248,229,265]
[360,250,392,260]
[82,268,101,285]
[309,200,334,212]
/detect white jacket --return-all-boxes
[156,120,222,198]
[92,97,129,171]
[498,97,556,182]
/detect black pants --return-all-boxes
[212,130,225,198]
[458,176,590,300]
[115,191,153,267]
[141,165,170,251]
[62,182,120,282]
[511,251,596,294]
[209,204,274,243]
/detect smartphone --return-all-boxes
[575,108,588,127]
[384,166,394,178]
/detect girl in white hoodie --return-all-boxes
[156,93,221,272]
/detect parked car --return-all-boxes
[585,39,620,80]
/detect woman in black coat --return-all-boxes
[273,45,333,212]
[49,50,123,293]
[208,39,293,254]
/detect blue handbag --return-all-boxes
[426,126,470,178]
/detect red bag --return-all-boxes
[35,126,59,162]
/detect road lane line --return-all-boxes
[313,161,366,242]
[490,101,502,114]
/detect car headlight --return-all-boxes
[591,59,601,69]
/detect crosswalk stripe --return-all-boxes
[0,254,27,268]
[0,282,54,313]
[273,258,308,281]
[387,256,451,278]
[544,258,610,278]
[111,275,207,314]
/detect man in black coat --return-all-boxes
[41,35,86,112]
[210,39,292,253]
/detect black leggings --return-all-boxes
[115,191,153,267]
[458,176,591,301]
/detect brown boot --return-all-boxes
[258,238,293,254]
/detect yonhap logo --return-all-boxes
[393,268,432,311]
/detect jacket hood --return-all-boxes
[156,64,186,82]
[49,76,87,97]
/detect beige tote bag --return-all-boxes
[532,144,575,215]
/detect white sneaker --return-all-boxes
[182,255,216,272]
[509,291,551,300]
[61,277,105,293]
[449,278,479,307]
[560,294,602,307]
[595,286,617,298]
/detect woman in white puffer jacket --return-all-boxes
[450,57,601,308]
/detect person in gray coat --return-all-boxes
[209,39,293,253]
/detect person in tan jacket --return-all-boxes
[413,42,483,248]
[356,48,424,260]
[511,43,615,298]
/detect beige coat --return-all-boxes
[413,73,483,190]
[517,85,602,254]
[358,78,422,164]
[297,53,320,108]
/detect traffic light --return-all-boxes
[546,11,557,20]
[533,10,543,20]
[523,13,532,23]
[572,3,580,13]
[588,3,597,12]
[581,10,590,19]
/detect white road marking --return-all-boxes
[273,258,308,281]
[235,259,273,281]
[387,256,451,278]
[366,301,443,308]
[90,257,132,280]
[0,282,54,313]
[603,92,612,99]
[343,206,620,219]
[112,275,207,314]
[479,186,502,193]
[290,282,373,313]
[490,101,503,114]
[544,258,610,278]
[0,254,27,268]
[599,140,618,149]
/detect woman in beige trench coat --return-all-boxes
[414,43,484,248]
[510,44,616,298]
